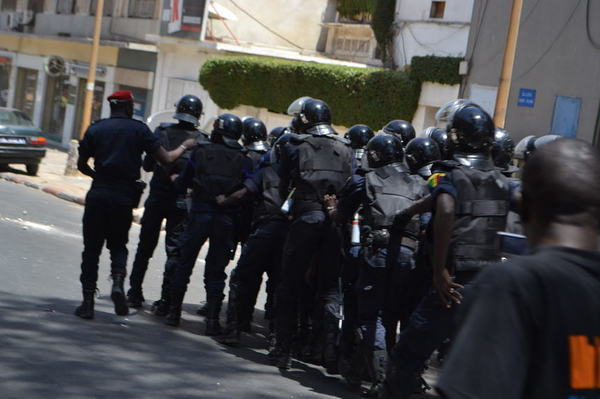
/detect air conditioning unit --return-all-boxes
[44,56,67,77]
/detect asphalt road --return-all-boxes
[0,180,361,399]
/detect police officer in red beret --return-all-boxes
[74,90,196,320]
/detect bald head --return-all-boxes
[522,139,600,230]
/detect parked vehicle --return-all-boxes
[0,107,47,176]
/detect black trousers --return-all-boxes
[227,219,288,328]
[171,211,235,301]
[275,214,342,355]
[128,196,187,297]
[80,190,133,291]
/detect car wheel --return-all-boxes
[26,163,39,176]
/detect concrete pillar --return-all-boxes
[32,69,46,129]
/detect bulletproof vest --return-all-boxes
[247,149,265,169]
[295,135,353,201]
[364,163,424,238]
[154,124,206,182]
[192,142,248,203]
[254,164,285,221]
[448,165,510,272]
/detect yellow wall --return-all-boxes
[0,35,119,65]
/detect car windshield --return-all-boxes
[0,109,34,127]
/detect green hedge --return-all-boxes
[337,0,375,17]
[199,56,420,129]
[410,56,462,85]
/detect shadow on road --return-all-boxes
[0,291,362,399]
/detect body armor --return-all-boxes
[364,163,425,244]
[247,149,266,168]
[444,161,510,272]
[254,163,285,222]
[294,134,353,201]
[192,142,247,204]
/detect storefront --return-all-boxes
[0,56,11,107]
[41,75,69,141]
[13,67,38,119]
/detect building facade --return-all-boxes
[393,0,474,68]
[0,0,159,146]
[462,0,600,144]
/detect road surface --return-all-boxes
[0,180,363,399]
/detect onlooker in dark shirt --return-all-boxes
[437,138,600,399]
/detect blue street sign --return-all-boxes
[518,88,536,107]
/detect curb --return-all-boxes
[0,172,143,223]
[1,172,86,207]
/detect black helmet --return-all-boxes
[212,113,243,145]
[242,117,268,151]
[268,126,289,146]
[435,99,476,130]
[424,127,451,160]
[514,134,561,162]
[299,99,334,135]
[289,116,304,134]
[405,137,441,175]
[491,127,515,170]
[272,132,296,162]
[447,105,495,154]
[382,120,416,146]
[174,94,203,125]
[365,134,404,168]
[345,124,374,149]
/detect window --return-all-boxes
[430,1,446,19]
[90,0,113,16]
[56,0,74,14]
[128,0,155,19]
[334,37,371,57]
[551,96,582,138]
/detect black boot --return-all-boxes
[196,302,208,316]
[151,298,170,317]
[75,289,95,319]
[126,287,145,308]
[204,299,222,336]
[218,295,240,345]
[272,340,292,370]
[165,291,185,326]
[111,274,129,316]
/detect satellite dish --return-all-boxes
[44,55,66,77]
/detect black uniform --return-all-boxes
[127,123,207,305]
[78,114,160,292]
[382,159,511,398]
[223,152,289,340]
[170,139,253,321]
[275,133,353,370]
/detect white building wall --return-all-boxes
[393,0,473,67]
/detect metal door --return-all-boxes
[551,95,582,138]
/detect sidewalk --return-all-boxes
[0,149,144,221]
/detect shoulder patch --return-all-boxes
[427,172,446,189]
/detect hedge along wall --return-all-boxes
[410,56,463,86]
[199,55,460,129]
[199,56,420,129]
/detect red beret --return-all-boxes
[107,90,134,102]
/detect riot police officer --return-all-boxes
[325,134,427,394]
[165,114,253,336]
[381,104,511,398]
[127,94,207,310]
[381,120,415,146]
[405,137,442,179]
[217,133,295,347]
[75,90,196,320]
[242,117,269,167]
[424,127,451,160]
[268,126,289,146]
[273,98,353,371]
[492,128,523,235]
[345,124,374,167]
